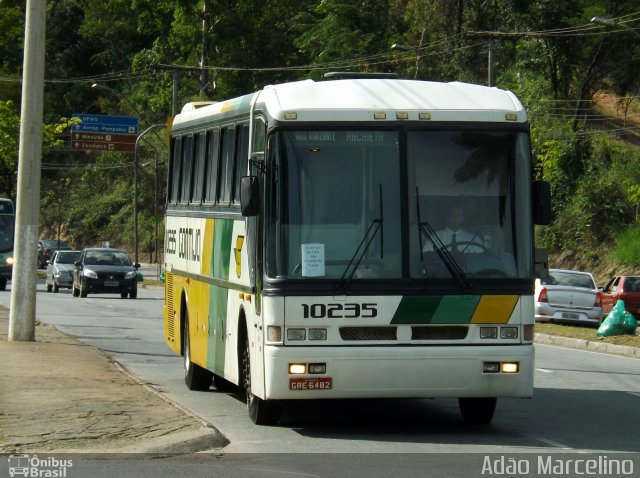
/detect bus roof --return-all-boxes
[173,78,527,128]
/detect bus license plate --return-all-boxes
[104,280,119,287]
[289,378,332,391]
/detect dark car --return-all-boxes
[45,250,81,292]
[601,275,640,323]
[72,248,140,299]
[38,239,72,268]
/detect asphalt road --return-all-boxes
[2,277,640,475]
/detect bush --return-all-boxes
[613,225,640,266]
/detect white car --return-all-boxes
[46,250,81,293]
[535,269,603,327]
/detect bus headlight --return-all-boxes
[287,328,306,341]
[5,256,13,266]
[500,327,518,339]
[308,328,327,340]
[480,327,498,339]
[501,362,519,373]
[289,363,306,374]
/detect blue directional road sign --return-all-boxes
[71,113,138,135]
[71,114,138,152]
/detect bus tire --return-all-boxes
[0,278,6,291]
[458,397,497,424]
[242,334,280,425]
[183,315,213,391]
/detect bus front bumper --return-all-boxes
[263,344,534,400]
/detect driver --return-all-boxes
[424,203,483,253]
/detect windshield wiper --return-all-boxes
[336,185,384,292]
[415,188,472,292]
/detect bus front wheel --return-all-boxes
[242,335,281,425]
[458,397,497,424]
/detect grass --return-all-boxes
[536,323,640,348]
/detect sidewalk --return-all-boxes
[0,306,227,454]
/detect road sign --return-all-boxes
[71,113,138,153]
[72,113,138,133]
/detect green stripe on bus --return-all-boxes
[211,219,234,280]
[208,284,228,375]
[391,295,481,324]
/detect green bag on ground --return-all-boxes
[597,300,638,337]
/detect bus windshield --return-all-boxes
[265,129,533,282]
[0,215,14,253]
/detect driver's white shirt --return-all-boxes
[424,227,483,253]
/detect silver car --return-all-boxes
[534,269,603,327]
[46,250,81,293]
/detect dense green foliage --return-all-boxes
[2,0,640,266]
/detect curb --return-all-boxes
[535,333,640,358]
[109,360,230,452]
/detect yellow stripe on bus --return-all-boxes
[470,295,519,324]
[201,218,214,277]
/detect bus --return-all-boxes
[0,198,15,291]
[163,76,551,425]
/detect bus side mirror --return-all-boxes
[533,180,551,225]
[240,176,260,217]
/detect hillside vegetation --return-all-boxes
[1,0,640,276]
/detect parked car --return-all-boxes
[600,275,640,323]
[38,239,72,268]
[45,250,81,293]
[72,248,140,299]
[534,269,603,327]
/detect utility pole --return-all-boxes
[9,0,46,341]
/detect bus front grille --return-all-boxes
[411,326,468,340]
[339,327,397,341]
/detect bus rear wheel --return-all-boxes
[183,315,213,391]
[242,334,280,425]
[458,397,497,424]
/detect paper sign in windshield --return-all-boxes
[302,243,325,277]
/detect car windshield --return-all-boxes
[624,277,640,291]
[55,251,80,264]
[42,240,70,250]
[84,251,132,266]
[543,271,596,289]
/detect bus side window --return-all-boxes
[218,126,235,205]
[169,136,182,205]
[191,131,206,205]
[204,129,220,205]
[180,134,194,204]
[233,123,250,205]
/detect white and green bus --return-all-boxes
[0,198,15,291]
[163,75,551,425]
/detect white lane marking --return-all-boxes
[536,368,554,373]
[536,437,572,449]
